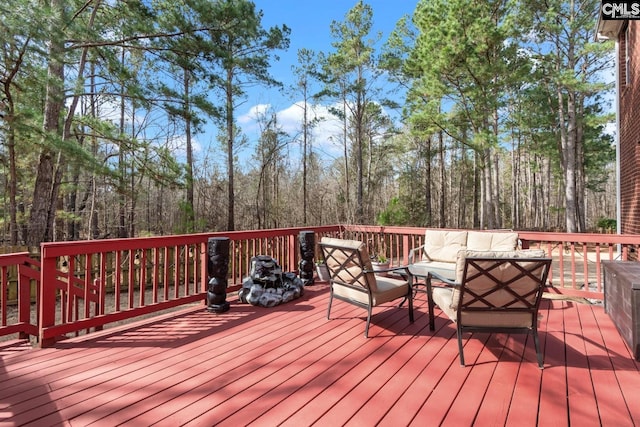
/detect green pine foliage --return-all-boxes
[0,0,617,246]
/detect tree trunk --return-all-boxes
[511,136,519,229]
[1,39,25,245]
[459,144,468,227]
[226,68,235,231]
[302,95,309,225]
[564,90,578,233]
[355,96,364,223]
[482,147,497,229]
[438,130,446,228]
[184,69,195,231]
[116,44,128,238]
[7,122,19,245]
[342,96,350,222]
[473,151,480,229]
[423,136,432,226]
[576,94,586,232]
[492,149,501,228]
[3,76,19,244]
[27,0,64,247]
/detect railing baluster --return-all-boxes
[595,244,602,292]
[163,247,170,302]
[115,250,122,311]
[1,265,7,327]
[84,253,90,321]
[173,245,180,299]
[99,252,106,316]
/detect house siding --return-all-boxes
[619,22,640,236]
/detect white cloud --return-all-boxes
[238,104,272,124]
[238,101,349,160]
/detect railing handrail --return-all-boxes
[343,225,640,244]
[0,252,33,265]
[40,225,343,257]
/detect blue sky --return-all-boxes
[204,0,419,167]
[251,0,417,107]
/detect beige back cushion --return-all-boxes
[423,230,468,263]
[466,231,519,251]
[451,249,547,309]
[321,237,377,293]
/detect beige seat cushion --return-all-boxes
[333,275,409,306]
[466,231,519,251]
[431,287,533,328]
[423,230,468,263]
[454,249,547,284]
[409,260,457,281]
[432,287,457,321]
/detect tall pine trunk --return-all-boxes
[226,67,235,231]
[27,0,64,247]
[184,69,195,231]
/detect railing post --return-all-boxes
[39,246,58,347]
[298,230,315,285]
[206,237,230,313]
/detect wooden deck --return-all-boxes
[1,282,638,426]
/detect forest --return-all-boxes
[0,0,616,249]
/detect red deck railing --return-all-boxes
[1,225,639,347]
[0,252,39,340]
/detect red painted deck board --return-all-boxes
[1,283,638,426]
[342,327,452,426]
[536,299,570,426]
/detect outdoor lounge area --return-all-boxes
[1,225,640,425]
[2,0,639,424]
